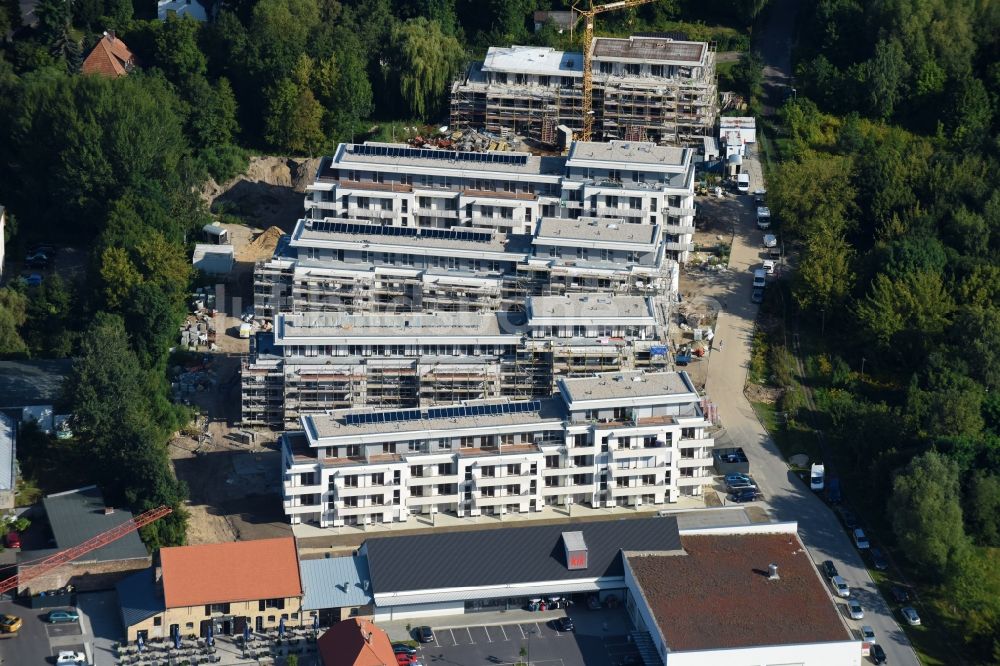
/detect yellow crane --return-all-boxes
[572,0,657,141]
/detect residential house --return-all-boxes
[81,31,136,78]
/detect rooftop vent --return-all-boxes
[103,507,115,515]
[768,563,779,580]
[562,531,588,570]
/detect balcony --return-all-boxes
[665,242,695,252]
[333,504,393,517]
[407,493,459,507]
[334,483,395,497]
[282,500,322,515]
[347,207,395,219]
[665,206,697,217]
[678,456,713,468]
[470,214,519,228]
[283,482,324,497]
[663,222,696,235]
[473,493,533,508]
[474,472,535,488]
[407,472,462,486]
[415,208,459,218]
[610,484,657,498]
[611,446,671,462]
[609,464,663,479]
[676,474,709,487]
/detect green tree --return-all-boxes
[855,271,954,354]
[769,154,856,241]
[265,75,324,153]
[943,74,992,146]
[793,226,853,314]
[858,39,909,120]
[0,288,28,356]
[965,472,1000,547]
[731,50,764,102]
[393,17,464,119]
[187,77,239,148]
[326,33,372,140]
[888,450,968,578]
[154,14,208,85]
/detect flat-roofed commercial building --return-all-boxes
[243,294,671,427]
[281,370,713,527]
[451,36,718,145]
[624,523,861,665]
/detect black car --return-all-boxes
[416,626,434,643]
[821,560,839,579]
[556,616,575,632]
[870,643,887,664]
[870,547,889,571]
[729,489,758,503]
[890,585,910,603]
[393,644,418,655]
[839,507,859,530]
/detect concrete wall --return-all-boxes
[21,556,152,595]
[664,640,862,666]
[373,600,465,622]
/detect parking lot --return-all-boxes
[0,599,92,665]
[413,615,641,666]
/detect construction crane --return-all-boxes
[0,505,172,595]
[572,0,658,141]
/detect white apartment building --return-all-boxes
[281,370,714,527]
[303,140,696,263]
[242,293,670,427]
[451,35,718,145]
[253,216,679,320]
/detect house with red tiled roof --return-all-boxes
[117,537,304,642]
[81,31,136,78]
[318,618,395,666]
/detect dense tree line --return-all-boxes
[765,0,999,660]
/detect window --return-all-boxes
[260,599,285,611]
[545,455,560,468]
[185,622,194,630]
[206,603,231,615]
[154,617,162,627]
[344,475,358,487]
[372,473,384,485]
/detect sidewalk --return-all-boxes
[377,607,631,642]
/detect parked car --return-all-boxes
[810,463,825,491]
[4,531,21,548]
[870,547,889,571]
[847,599,864,620]
[762,259,776,275]
[56,651,88,665]
[48,609,80,624]
[0,614,22,633]
[756,206,771,229]
[854,528,870,549]
[25,255,49,268]
[901,606,921,626]
[751,287,764,304]
[826,476,842,504]
[729,488,759,503]
[752,268,767,288]
[724,473,751,485]
[587,595,601,610]
[839,507,859,530]
[762,233,778,248]
[861,625,876,644]
[830,576,850,598]
[416,626,434,643]
[821,560,839,579]
[393,644,418,655]
[890,585,910,603]
[21,273,43,287]
[871,643,887,664]
[556,616,575,632]
[753,189,766,205]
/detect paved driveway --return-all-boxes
[702,147,919,666]
[0,599,92,665]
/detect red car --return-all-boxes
[5,532,21,549]
[396,654,418,666]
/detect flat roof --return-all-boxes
[592,36,707,65]
[41,486,148,562]
[294,219,525,255]
[367,516,681,594]
[300,555,373,611]
[483,45,583,77]
[276,311,511,341]
[527,294,653,321]
[720,116,756,129]
[0,414,13,492]
[160,537,302,608]
[559,371,695,405]
[0,359,71,408]
[305,398,565,440]
[535,218,658,246]
[568,141,687,168]
[335,142,566,177]
[628,533,850,651]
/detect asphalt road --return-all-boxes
[703,153,920,666]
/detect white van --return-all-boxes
[752,269,767,288]
[810,463,825,491]
[756,206,771,229]
[736,173,750,193]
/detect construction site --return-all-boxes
[450,35,718,146]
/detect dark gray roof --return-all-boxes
[116,568,165,628]
[0,359,71,409]
[41,486,149,562]
[366,516,680,593]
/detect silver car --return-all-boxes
[901,606,921,626]
[831,575,850,598]
[847,599,864,620]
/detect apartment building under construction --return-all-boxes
[242,293,671,427]
[451,35,718,146]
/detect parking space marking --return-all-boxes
[448,628,457,646]
[534,622,542,636]
[500,624,508,641]
[518,624,526,639]
[482,625,492,643]
[466,626,474,644]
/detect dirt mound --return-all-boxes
[237,226,285,263]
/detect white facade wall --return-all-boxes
[663,641,862,666]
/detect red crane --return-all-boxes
[0,505,172,595]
